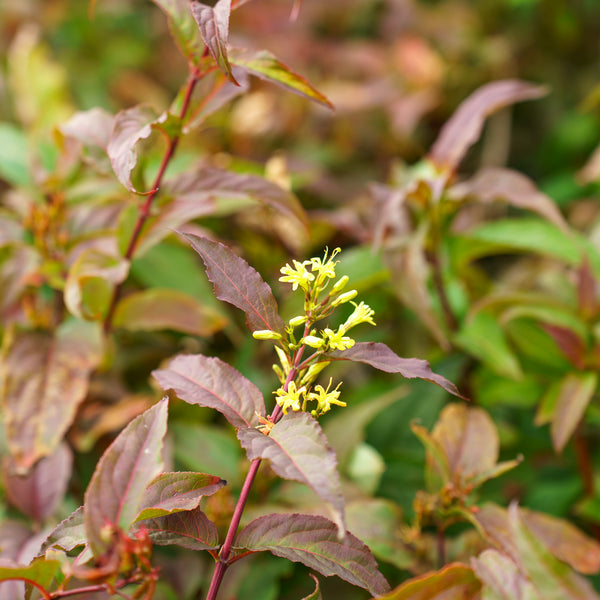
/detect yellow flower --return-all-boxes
[323,326,355,351]
[310,247,341,287]
[274,381,306,414]
[308,379,345,415]
[342,301,376,331]
[279,260,314,291]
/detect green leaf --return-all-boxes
[0,321,102,471]
[472,549,542,600]
[429,80,547,173]
[153,353,265,428]
[237,412,346,535]
[375,562,481,599]
[64,250,129,321]
[113,288,227,336]
[181,233,285,335]
[0,122,30,187]
[346,499,413,570]
[191,0,238,84]
[234,513,390,597]
[83,399,168,556]
[229,49,333,109]
[326,342,465,398]
[550,371,598,453]
[0,559,62,596]
[508,503,600,599]
[137,505,220,551]
[135,472,225,521]
[454,310,522,380]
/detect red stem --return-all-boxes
[205,336,308,599]
[103,71,200,334]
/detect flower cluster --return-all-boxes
[253,248,376,418]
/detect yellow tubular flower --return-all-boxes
[308,379,345,415]
[279,260,314,291]
[323,326,355,351]
[311,247,341,288]
[274,381,306,414]
[342,301,376,331]
[252,330,282,340]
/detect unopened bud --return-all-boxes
[252,330,282,340]
[331,275,349,294]
[302,335,325,349]
[289,315,308,328]
[331,289,358,307]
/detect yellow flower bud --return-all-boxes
[302,335,325,349]
[330,289,358,307]
[252,329,283,340]
[289,315,308,328]
[331,275,349,294]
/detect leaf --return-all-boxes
[550,371,597,453]
[454,310,522,380]
[113,288,227,336]
[59,107,114,150]
[410,422,451,490]
[64,249,130,320]
[0,321,102,472]
[0,122,30,187]
[136,506,219,551]
[472,549,542,600]
[234,513,390,596]
[450,167,568,231]
[164,166,308,229]
[151,0,208,67]
[0,559,61,595]
[472,502,600,576]
[153,353,265,428]
[107,105,158,193]
[345,499,412,571]
[508,502,600,599]
[229,49,333,109]
[3,443,72,523]
[374,562,481,600]
[83,399,168,557]
[300,574,322,600]
[325,342,464,399]
[40,506,86,554]
[135,471,225,521]
[181,232,285,335]
[237,412,345,535]
[428,80,547,173]
[191,0,238,85]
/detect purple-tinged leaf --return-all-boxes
[577,258,598,320]
[40,506,85,555]
[234,513,389,596]
[64,249,129,321]
[153,354,265,427]
[113,288,227,336]
[150,0,208,67]
[543,324,587,369]
[429,80,547,173]
[508,502,600,599]
[472,502,600,576]
[137,506,219,551]
[0,321,102,472]
[472,549,542,600]
[375,563,481,599]
[450,167,569,231]
[165,166,308,229]
[237,412,345,535]
[551,371,597,453]
[180,232,285,335]
[229,49,333,109]
[3,443,72,523]
[59,108,114,150]
[191,0,238,85]
[325,342,464,398]
[578,142,600,184]
[135,472,225,521]
[83,399,168,557]
[107,105,157,193]
[301,574,322,600]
